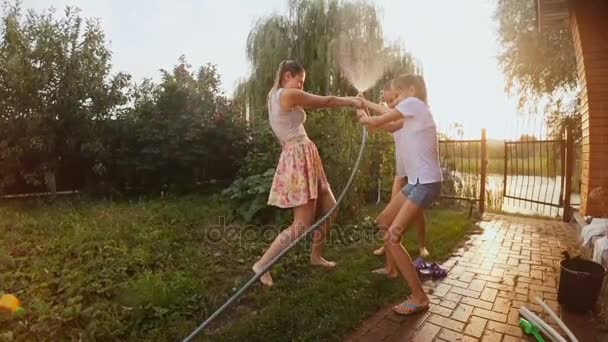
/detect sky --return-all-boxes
[20,0,535,139]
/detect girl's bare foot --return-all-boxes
[371,267,399,279]
[310,256,337,268]
[419,248,430,258]
[252,263,273,287]
[392,295,430,315]
[373,246,385,256]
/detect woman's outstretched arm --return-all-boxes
[281,89,364,110]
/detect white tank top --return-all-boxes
[268,88,308,145]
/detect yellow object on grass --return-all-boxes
[0,294,24,316]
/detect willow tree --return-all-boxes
[494,0,579,140]
[235,0,421,214]
[239,0,420,124]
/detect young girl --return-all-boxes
[253,60,364,287]
[358,74,441,314]
[362,80,429,279]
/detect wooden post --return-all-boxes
[479,128,487,214]
[558,129,566,206]
[563,128,574,222]
[503,142,508,199]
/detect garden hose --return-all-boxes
[183,126,368,342]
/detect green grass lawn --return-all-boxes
[0,196,474,341]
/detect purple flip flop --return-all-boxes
[413,257,430,271]
[419,262,448,278]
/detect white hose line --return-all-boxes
[535,297,578,342]
[520,306,567,342]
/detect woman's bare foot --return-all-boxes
[252,263,273,287]
[310,256,337,268]
[419,248,430,258]
[371,267,399,279]
[373,246,385,256]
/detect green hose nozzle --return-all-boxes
[519,318,545,342]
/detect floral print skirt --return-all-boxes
[267,136,329,208]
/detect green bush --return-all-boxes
[221,168,287,224]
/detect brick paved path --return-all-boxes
[346,214,595,341]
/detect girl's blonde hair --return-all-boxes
[392,74,428,103]
[268,60,305,100]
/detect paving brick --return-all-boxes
[467,267,492,276]
[469,279,486,292]
[486,282,512,292]
[428,294,442,305]
[511,300,543,313]
[475,274,503,284]
[514,276,542,285]
[444,278,473,289]
[543,275,557,287]
[451,265,467,276]
[486,320,523,337]
[521,259,543,266]
[545,299,559,313]
[464,316,488,338]
[460,296,494,310]
[514,282,529,295]
[493,297,512,314]
[502,335,521,342]
[481,330,503,341]
[530,284,557,294]
[437,329,467,342]
[445,292,462,303]
[507,308,520,325]
[480,287,499,302]
[518,263,531,273]
[530,269,543,280]
[472,308,508,323]
[459,271,475,282]
[481,261,495,271]
[458,260,484,269]
[429,303,454,317]
[442,259,458,268]
[491,268,505,277]
[450,286,482,299]
[440,299,459,310]
[433,283,452,298]
[543,292,557,300]
[502,292,528,303]
[412,322,441,342]
[451,303,474,323]
[429,314,466,332]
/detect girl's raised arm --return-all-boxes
[361,98,391,115]
[379,119,404,133]
[358,109,403,128]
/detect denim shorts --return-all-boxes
[401,181,442,209]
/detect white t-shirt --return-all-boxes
[395,97,443,184]
[393,129,407,178]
